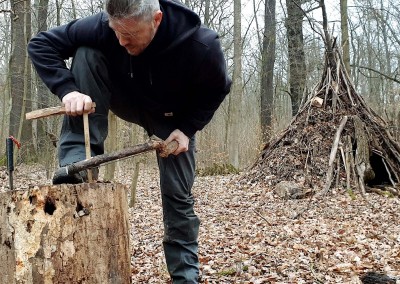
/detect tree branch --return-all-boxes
[354,65,400,84]
[291,0,325,46]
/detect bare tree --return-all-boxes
[55,0,62,25]
[340,0,351,75]
[35,0,50,112]
[260,0,276,142]
[285,0,306,116]
[71,0,76,19]
[203,0,210,27]
[32,0,55,170]
[226,0,242,168]
[8,0,34,160]
[0,6,12,155]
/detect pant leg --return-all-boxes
[58,47,112,166]
[148,121,200,284]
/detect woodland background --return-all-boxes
[1,1,400,283]
[0,0,400,174]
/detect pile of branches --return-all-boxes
[243,46,400,197]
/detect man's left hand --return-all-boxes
[164,129,189,155]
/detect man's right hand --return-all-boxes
[62,91,94,116]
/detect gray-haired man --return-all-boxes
[28,0,231,282]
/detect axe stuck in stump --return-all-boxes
[26,104,178,182]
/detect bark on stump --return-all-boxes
[0,183,131,284]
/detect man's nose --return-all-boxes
[118,35,130,47]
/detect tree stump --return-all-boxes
[0,183,131,284]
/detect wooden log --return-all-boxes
[311,97,324,108]
[0,183,131,283]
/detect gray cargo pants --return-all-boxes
[59,47,200,283]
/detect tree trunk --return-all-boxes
[0,183,131,283]
[35,0,51,159]
[1,9,11,157]
[226,0,242,168]
[9,0,27,138]
[36,0,49,32]
[104,112,118,181]
[260,0,276,142]
[379,0,393,123]
[55,0,61,26]
[203,0,210,27]
[129,160,141,207]
[1,78,10,157]
[340,0,351,75]
[9,0,34,160]
[71,0,77,19]
[285,0,306,116]
[20,0,34,160]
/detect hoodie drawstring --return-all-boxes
[129,56,134,78]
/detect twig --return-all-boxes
[367,186,399,197]
[382,158,396,187]
[290,0,324,41]
[335,158,340,188]
[309,263,324,284]
[304,149,310,170]
[324,67,331,107]
[355,163,370,205]
[334,48,357,106]
[384,186,399,197]
[252,208,272,226]
[339,145,349,189]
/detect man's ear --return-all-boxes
[153,10,163,27]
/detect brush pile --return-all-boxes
[243,45,400,198]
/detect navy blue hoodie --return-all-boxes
[28,0,231,138]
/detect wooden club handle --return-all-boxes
[26,103,96,120]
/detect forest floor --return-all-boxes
[1,163,400,283]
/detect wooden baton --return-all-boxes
[25,103,96,120]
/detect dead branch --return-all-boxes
[318,116,348,196]
[382,158,396,187]
[354,65,400,84]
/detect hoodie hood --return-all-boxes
[141,0,201,56]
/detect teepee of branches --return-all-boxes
[243,44,400,198]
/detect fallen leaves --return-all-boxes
[1,163,400,283]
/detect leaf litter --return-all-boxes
[1,163,399,283]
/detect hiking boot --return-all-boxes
[52,167,99,185]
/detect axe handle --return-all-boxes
[60,139,178,176]
[25,103,96,120]
[83,113,93,182]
